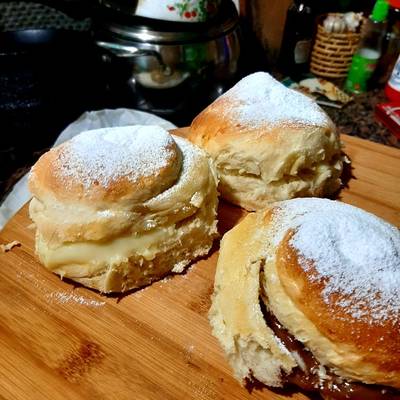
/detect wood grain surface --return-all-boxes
[0,133,399,400]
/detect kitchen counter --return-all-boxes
[323,88,400,148]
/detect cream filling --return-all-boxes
[36,187,218,280]
[37,224,176,271]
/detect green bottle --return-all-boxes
[345,0,389,94]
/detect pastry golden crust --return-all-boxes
[209,198,400,396]
[188,72,344,211]
[29,125,219,293]
[29,128,181,205]
[275,231,400,386]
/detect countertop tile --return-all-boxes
[323,89,400,148]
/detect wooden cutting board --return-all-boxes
[0,133,399,400]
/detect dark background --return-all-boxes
[0,0,397,204]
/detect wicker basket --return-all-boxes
[310,15,363,79]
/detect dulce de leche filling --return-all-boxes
[260,300,400,400]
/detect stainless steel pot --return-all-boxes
[93,0,240,122]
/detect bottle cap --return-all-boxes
[389,0,400,8]
[371,0,389,22]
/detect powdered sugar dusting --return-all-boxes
[271,198,400,324]
[45,291,106,307]
[222,72,329,128]
[57,125,175,189]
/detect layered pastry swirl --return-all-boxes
[209,198,400,399]
[188,72,345,211]
[29,125,218,293]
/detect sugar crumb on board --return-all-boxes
[45,291,106,307]
[1,240,21,253]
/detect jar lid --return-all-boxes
[371,0,389,22]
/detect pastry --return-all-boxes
[188,72,345,211]
[29,125,218,293]
[209,198,400,399]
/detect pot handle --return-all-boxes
[96,40,170,72]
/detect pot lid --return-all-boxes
[94,0,238,43]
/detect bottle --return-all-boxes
[345,0,389,93]
[385,53,400,100]
[278,0,315,79]
[374,0,400,84]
